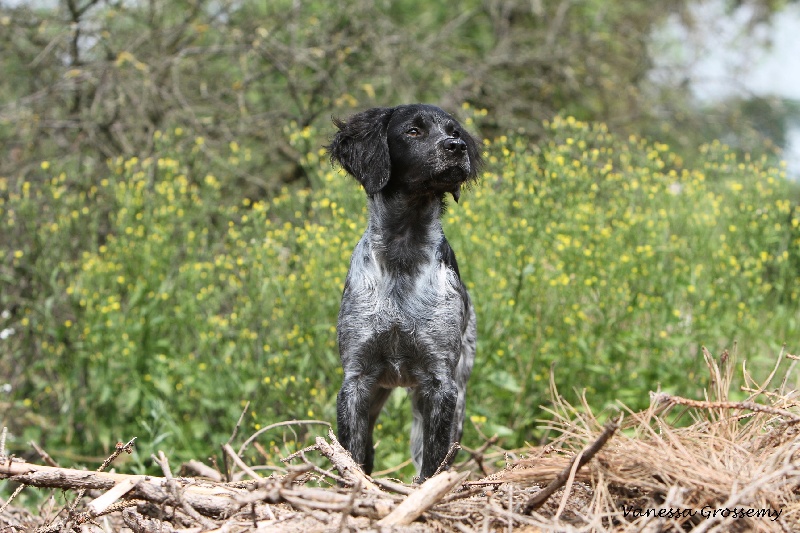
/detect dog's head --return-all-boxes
[327,104,482,202]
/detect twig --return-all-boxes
[458,435,499,476]
[122,507,181,533]
[371,458,413,477]
[507,483,513,533]
[463,480,504,488]
[440,484,486,504]
[432,442,462,477]
[222,443,261,480]
[553,445,584,521]
[280,444,320,463]
[182,459,222,482]
[237,419,331,457]
[152,450,216,530]
[337,479,361,532]
[0,429,26,524]
[29,441,60,467]
[84,478,138,517]
[315,429,381,492]
[283,463,316,485]
[221,400,249,481]
[76,499,142,526]
[65,437,137,526]
[2,459,259,517]
[740,386,800,404]
[0,483,25,515]
[99,437,137,472]
[377,471,470,526]
[371,477,415,496]
[651,393,800,423]
[741,344,784,400]
[294,449,349,486]
[226,400,250,446]
[521,416,619,514]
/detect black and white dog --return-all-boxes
[327,104,481,481]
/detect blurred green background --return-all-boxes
[1,0,799,479]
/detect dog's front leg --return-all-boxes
[413,376,458,481]
[336,372,378,473]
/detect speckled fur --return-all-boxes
[328,104,481,482]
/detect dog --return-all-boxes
[327,104,481,482]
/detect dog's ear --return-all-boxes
[327,107,394,195]
[450,128,483,203]
[462,129,483,182]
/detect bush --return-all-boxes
[1,114,798,476]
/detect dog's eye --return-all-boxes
[452,130,461,138]
[406,128,421,137]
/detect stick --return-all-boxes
[521,416,619,514]
[377,470,469,526]
[85,477,138,516]
[280,444,320,463]
[226,400,250,446]
[2,460,246,517]
[182,459,223,482]
[651,393,800,423]
[0,484,25,515]
[66,436,137,524]
[432,442,461,477]
[370,477,415,496]
[371,457,413,477]
[458,435,499,476]
[29,441,60,468]
[337,479,360,532]
[3,457,400,521]
[222,443,262,480]
[237,419,331,457]
[315,429,380,492]
[553,446,583,521]
[153,450,217,529]
[122,507,182,533]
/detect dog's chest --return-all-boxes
[349,249,461,325]
[338,239,467,377]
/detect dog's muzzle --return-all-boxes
[442,137,468,154]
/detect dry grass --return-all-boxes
[496,345,800,531]
[2,345,799,532]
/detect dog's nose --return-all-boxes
[443,137,467,153]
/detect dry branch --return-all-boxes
[85,477,137,516]
[432,442,462,478]
[314,429,381,492]
[1,460,249,517]
[377,470,469,526]
[522,415,619,514]
[4,348,800,532]
[182,459,222,481]
[652,392,800,422]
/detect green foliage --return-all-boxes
[1,115,798,478]
[3,0,793,193]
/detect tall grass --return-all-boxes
[1,113,798,476]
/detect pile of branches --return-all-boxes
[2,346,800,532]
